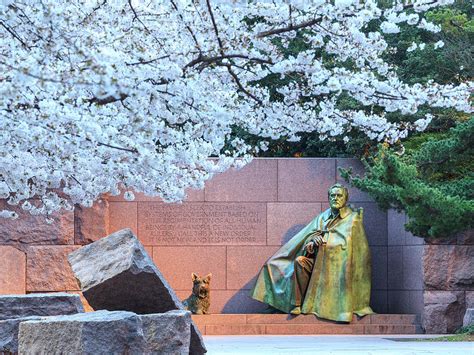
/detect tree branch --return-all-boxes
[88,93,128,105]
[256,17,321,38]
[184,53,272,70]
[226,65,262,105]
[170,0,202,52]
[205,0,224,53]
[125,55,171,66]
[0,20,29,49]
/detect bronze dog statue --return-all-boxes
[182,273,211,315]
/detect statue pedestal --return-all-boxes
[192,314,422,335]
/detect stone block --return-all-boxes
[140,310,191,354]
[68,229,206,353]
[466,291,474,308]
[139,202,266,246]
[226,246,280,290]
[108,201,137,235]
[266,203,321,245]
[0,246,25,295]
[371,246,387,290]
[387,246,403,290]
[336,158,373,202]
[387,209,406,246]
[68,229,182,314]
[18,311,147,354]
[463,308,474,327]
[357,202,387,246]
[424,245,474,291]
[423,291,465,333]
[403,245,424,290]
[205,159,277,202]
[74,199,109,245]
[152,246,226,290]
[0,201,73,250]
[0,293,84,320]
[26,246,80,292]
[0,316,42,354]
[277,159,336,202]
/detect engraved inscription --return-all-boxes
[139,203,266,245]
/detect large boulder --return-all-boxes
[141,310,191,354]
[423,291,466,333]
[68,228,182,313]
[68,229,206,354]
[0,293,84,320]
[424,244,474,291]
[0,316,42,354]
[18,311,147,354]
[18,310,193,355]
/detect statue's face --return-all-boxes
[329,187,347,210]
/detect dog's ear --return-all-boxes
[192,273,199,281]
[203,273,212,283]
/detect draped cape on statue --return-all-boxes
[250,206,374,322]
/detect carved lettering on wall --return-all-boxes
[138,203,266,245]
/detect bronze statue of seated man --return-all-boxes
[251,183,374,322]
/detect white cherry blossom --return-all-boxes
[0,0,471,219]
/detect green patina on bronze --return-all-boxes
[250,185,374,322]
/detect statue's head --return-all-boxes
[328,183,348,210]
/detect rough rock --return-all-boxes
[68,228,207,353]
[423,291,465,333]
[68,228,183,313]
[26,246,80,292]
[0,316,42,353]
[466,291,474,308]
[0,201,73,251]
[74,199,109,245]
[141,310,191,354]
[189,322,207,355]
[423,245,474,291]
[463,308,474,327]
[0,293,84,320]
[18,311,147,354]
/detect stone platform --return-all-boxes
[192,314,422,335]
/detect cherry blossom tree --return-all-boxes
[1,0,471,220]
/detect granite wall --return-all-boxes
[0,158,425,317]
[422,231,474,333]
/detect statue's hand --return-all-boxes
[313,235,325,246]
[304,241,315,255]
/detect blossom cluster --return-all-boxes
[0,0,471,219]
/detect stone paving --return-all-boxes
[203,335,473,355]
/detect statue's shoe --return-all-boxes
[290,306,301,315]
